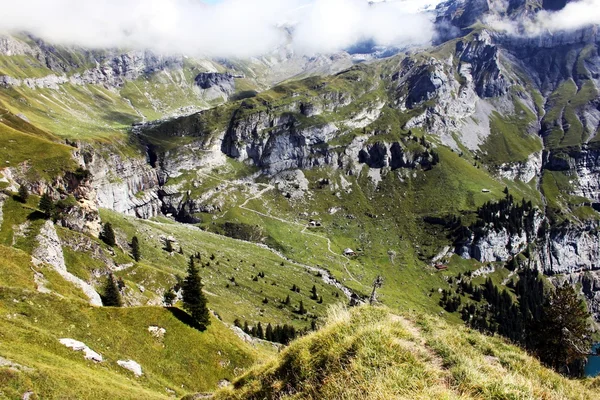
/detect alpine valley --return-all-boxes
[1,0,600,399]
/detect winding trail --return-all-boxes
[198,171,363,286]
[145,216,361,301]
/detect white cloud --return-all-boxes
[486,0,600,36]
[0,0,437,57]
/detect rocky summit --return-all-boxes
[0,0,600,398]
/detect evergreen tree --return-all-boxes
[243,321,250,334]
[535,283,593,375]
[284,294,291,305]
[265,323,274,341]
[311,285,318,300]
[182,256,210,330]
[100,222,116,247]
[163,288,176,306]
[164,239,174,253]
[17,185,29,203]
[298,300,307,315]
[102,273,123,307]
[256,322,264,339]
[131,236,141,262]
[38,192,54,218]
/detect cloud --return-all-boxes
[0,0,437,57]
[486,0,600,36]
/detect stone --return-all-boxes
[117,360,143,377]
[59,338,103,362]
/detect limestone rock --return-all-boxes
[117,360,143,377]
[59,338,103,362]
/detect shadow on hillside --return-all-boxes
[103,110,138,126]
[26,210,48,221]
[165,307,207,332]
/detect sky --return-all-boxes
[486,0,600,36]
[0,0,439,57]
[0,0,598,58]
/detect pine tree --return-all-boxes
[311,285,318,300]
[256,322,264,339]
[102,273,123,307]
[131,236,141,262]
[17,185,29,203]
[182,256,210,330]
[284,294,291,305]
[38,192,54,218]
[100,222,116,247]
[163,288,176,306]
[535,283,593,375]
[164,239,174,253]
[265,323,274,341]
[298,300,307,315]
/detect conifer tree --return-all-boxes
[102,273,123,307]
[311,285,318,300]
[298,300,307,315]
[256,322,264,339]
[284,294,291,305]
[17,185,29,203]
[163,288,176,306]
[38,192,54,218]
[535,283,592,374]
[131,236,141,262]
[164,239,174,253]
[100,222,116,247]
[182,256,210,330]
[265,323,274,341]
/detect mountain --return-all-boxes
[1,0,600,397]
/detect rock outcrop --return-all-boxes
[59,338,103,362]
[33,221,103,306]
[195,72,236,100]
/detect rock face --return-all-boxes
[79,147,161,219]
[194,72,236,100]
[33,221,103,306]
[545,148,600,204]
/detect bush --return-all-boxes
[17,185,28,203]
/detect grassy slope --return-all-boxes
[0,107,76,180]
[0,195,264,399]
[215,305,600,400]
[100,209,346,328]
[0,229,259,399]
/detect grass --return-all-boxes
[0,289,258,399]
[542,79,598,149]
[480,101,542,166]
[0,203,262,398]
[214,305,600,400]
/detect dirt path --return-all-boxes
[144,218,360,301]
[197,171,364,286]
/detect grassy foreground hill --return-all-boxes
[214,305,600,400]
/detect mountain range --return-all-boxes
[1,0,600,398]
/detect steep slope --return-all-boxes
[214,305,600,400]
[0,241,259,399]
[128,19,600,320]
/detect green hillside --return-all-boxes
[215,305,600,400]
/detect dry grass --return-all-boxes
[214,305,600,400]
